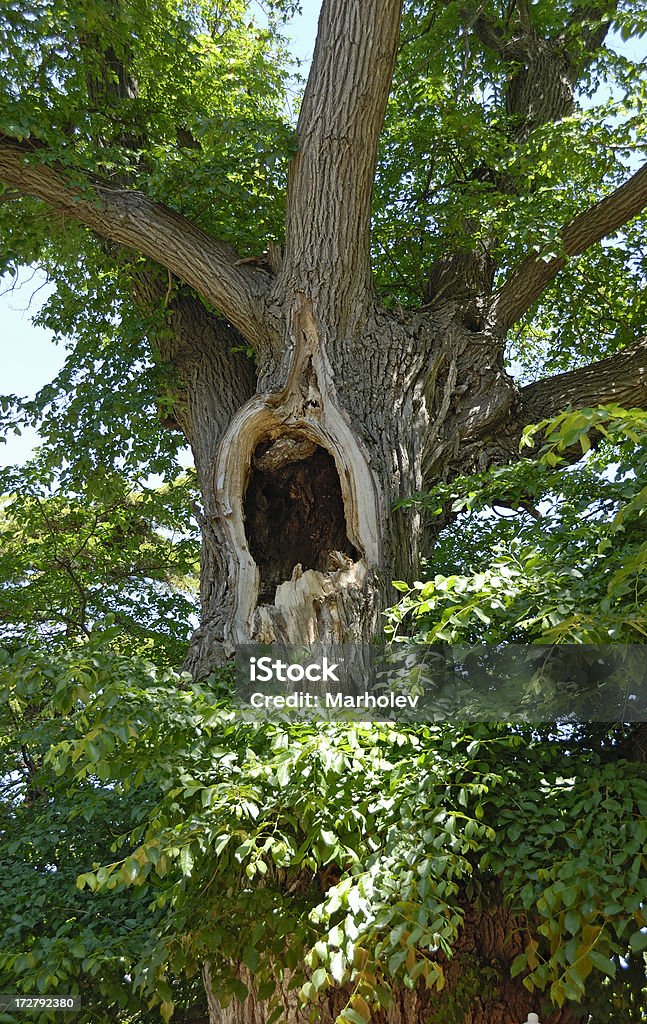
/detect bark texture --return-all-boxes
[2,1,647,1022]
[200,894,581,1024]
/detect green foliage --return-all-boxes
[508,221,647,376]
[0,464,199,661]
[0,0,294,242]
[387,406,647,644]
[0,0,296,488]
[0,255,187,489]
[372,0,647,364]
[0,645,209,1023]
[0,464,200,1017]
[3,648,644,1021]
[0,3,646,1022]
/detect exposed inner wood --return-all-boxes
[243,437,358,604]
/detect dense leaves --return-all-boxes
[0,645,209,1023]
[0,466,199,660]
[0,0,296,487]
[2,649,645,1022]
[0,0,294,240]
[374,1,647,379]
[387,406,647,644]
[0,0,646,1022]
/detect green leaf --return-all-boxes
[311,969,328,992]
[629,929,647,953]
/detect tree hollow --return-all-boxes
[243,436,358,604]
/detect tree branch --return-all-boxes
[561,1,617,51]
[450,336,647,479]
[0,135,269,346]
[515,0,534,33]
[519,335,647,426]
[282,0,401,311]
[470,14,508,55]
[491,162,647,331]
[131,270,256,459]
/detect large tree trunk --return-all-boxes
[136,5,646,1019]
[174,0,515,676]
[178,287,515,676]
[3,1,647,1022]
[200,900,582,1024]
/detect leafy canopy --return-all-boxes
[0,0,646,484]
[1,1,647,1022]
[0,0,296,487]
[387,406,647,645]
[0,466,199,661]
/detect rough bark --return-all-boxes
[453,335,647,471]
[470,0,617,140]
[519,334,647,424]
[181,0,409,671]
[0,134,269,346]
[200,893,581,1024]
[481,24,577,141]
[282,0,401,313]
[2,2,647,1022]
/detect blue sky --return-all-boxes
[0,271,60,466]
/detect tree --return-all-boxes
[1,1,646,1022]
[0,467,199,660]
[0,643,212,1024]
[2,0,645,672]
[4,647,646,1024]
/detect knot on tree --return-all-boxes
[425,249,495,308]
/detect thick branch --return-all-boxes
[449,336,647,479]
[0,136,268,346]
[469,14,508,55]
[491,162,647,331]
[470,1,616,144]
[132,270,256,461]
[519,335,647,425]
[282,0,401,308]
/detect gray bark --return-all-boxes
[1,1,647,1020]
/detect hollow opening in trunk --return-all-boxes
[243,436,359,604]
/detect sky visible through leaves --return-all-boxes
[0,4,644,468]
[0,0,321,467]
